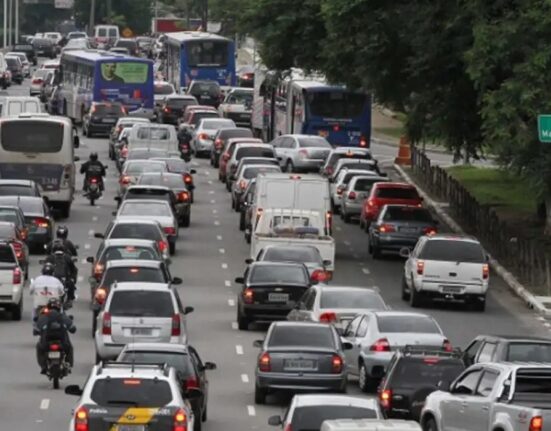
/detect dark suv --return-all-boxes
[158,95,198,125]
[32,38,56,58]
[5,57,23,84]
[83,102,126,137]
[378,346,465,421]
[187,80,222,108]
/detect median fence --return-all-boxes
[411,147,551,296]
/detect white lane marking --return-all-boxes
[210,199,216,204]
[40,398,50,410]
[225,280,231,287]
[353,254,359,259]
[219,248,225,254]
[208,180,213,184]
[344,240,351,246]
[204,171,210,175]
[359,261,365,267]
[92,216,98,222]
[84,244,91,250]
[81,258,87,265]
[538,316,546,321]
[336,226,342,231]
[88,229,94,237]
[212,209,218,214]
[214,220,220,226]
[228,299,235,306]
[362,268,370,275]
[221,263,228,269]
[545,323,551,328]
[77,276,83,283]
[209,190,215,194]
[247,405,256,416]
[35,420,43,423]
[236,345,244,355]
[241,374,249,383]
[216,235,223,241]
[231,322,238,330]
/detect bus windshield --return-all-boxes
[307,91,367,119]
[186,40,228,67]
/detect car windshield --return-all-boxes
[192,112,219,124]
[377,315,441,334]
[507,343,551,362]
[354,178,383,192]
[155,83,175,95]
[263,247,319,263]
[119,202,170,217]
[110,224,161,241]
[320,290,386,310]
[269,325,334,348]
[167,98,195,108]
[126,162,166,174]
[376,187,419,199]
[0,209,18,224]
[389,358,465,387]
[250,265,307,284]
[243,166,280,179]
[298,137,332,148]
[90,378,172,407]
[102,267,165,286]
[228,92,253,104]
[0,185,35,196]
[101,245,158,262]
[418,240,485,263]
[201,119,235,130]
[118,352,194,376]
[109,290,173,317]
[139,174,186,188]
[383,207,433,222]
[291,405,377,431]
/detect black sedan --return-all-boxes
[368,204,438,258]
[235,261,311,330]
[83,102,126,137]
[158,95,198,125]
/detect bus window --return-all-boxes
[186,41,228,67]
[307,92,367,118]
[1,121,63,153]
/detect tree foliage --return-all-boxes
[74,0,152,34]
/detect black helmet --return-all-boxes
[90,152,98,161]
[56,225,68,240]
[47,297,61,311]
[51,239,66,254]
[42,262,55,276]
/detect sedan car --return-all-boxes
[154,80,177,107]
[218,87,253,127]
[117,342,216,431]
[150,158,196,201]
[211,127,254,167]
[29,69,51,96]
[158,95,198,125]
[0,179,42,197]
[0,205,28,240]
[462,334,551,365]
[272,135,333,173]
[253,321,352,404]
[287,285,388,330]
[115,199,179,254]
[12,43,36,66]
[331,169,378,211]
[187,80,222,108]
[341,311,451,392]
[83,101,127,137]
[236,261,311,330]
[321,147,375,177]
[0,221,29,276]
[192,118,236,157]
[118,159,168,196]
[109,116,150,160]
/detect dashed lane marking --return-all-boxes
[336,226,342,231]
[353,254,359,259]
[209,190,215,194]
[219,248,225,254]
[40,399,50,410]
[228,299,235,306]
[81,259,87,265]
[225,280,231,287]
[231,322,238,330]
[212,209,218,214]
[222,263,228,269]
[241,374,249,383]
[84,244,91,250]
[236,345,244,355]
[247,406,256,416]
[77,276,83,283]
[214,220,220,226]
[88,229,94,237]
[210,199,216,204]
[217,235,223,241]
[208,180,213,185]
[362,268,370,275]
[92,216,98,221]
[344,240,351,246]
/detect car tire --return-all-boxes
[423,417,438,431]
[359,218,365,230]
[239,212,246,231]
[59,203,71,219]
[254,384,267,404]
[372,245,381,259]
[237,310,249,330]
[226,181,231,192]
[342,209,351,223]
[11,298,22,321]
[169,241,176,255]
[182,213,191,228]
[201,406,207,422]
[472,296,486,312]
[410,279,422,308]
[194,415,202,431]
[401,275,410,301]
[358,362,376,393]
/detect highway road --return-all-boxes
[0,74,546,431]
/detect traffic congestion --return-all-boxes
[1,24,551,431]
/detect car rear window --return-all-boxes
[219,129,253,140]
[139,174,185,188]
[0,197,43,214]
[190,82,220,93]
[95,104,124,115]
[320,290,386,310]
[155,83,175,95]
[192,112,219,125]
[514,370,551,394]
[102,267,166,286]
[201,119,235,130]
[507,343,551,362]
[377,315,441,334]
[1,121,63,153]
[126,162,166,174]
[110,224,161,241]
[0,245,15,263]
[0,209,18,224]
[389,358,465,387]
[298,137,332,148]
[90,378,172,407]
[118,351,194,376]
[109,290,174,317]
[6,58,20,67]
[119,202,170,216]
[376,187,419,199]
[354,178,383,192]
[243,166,280,179]
[116,40,137,49]
[250,265,307,284]
[269,325,334,348]
[291,405,377,431]
[418,240,485,263]
[0,185,35,196]
[236,147,274,160]
[263,247,319,263]
[167,98,195,108]
[383,207,433,222]
[128,150,170,160]
[102,245,158,262]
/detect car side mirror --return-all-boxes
[399,247,411,258]
[234,276,244,284]
[342,340,353,350]
[268,416,283,426]
[73,136,80,148]
[86,256,94,263]
[172,277,183,285]
[203,361,217,370]
[190,169,196,174]
[64,385,83,396]
[245,258,253,264]
[111,211,117,216]
[94,232,104,239]
[183,306,194,315]
[322,259,332,267]
[74,156,80,162]
[253,339,263,348]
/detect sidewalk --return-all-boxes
[394,163,551,317]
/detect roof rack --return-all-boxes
[402,345,463,358]
[97,361,171,377]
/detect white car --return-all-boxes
[331,169,378,210]
[401,234,489,311]
[6,53,30,77]
[218,87,253,127]
[191,117,236,156]
[154,80,177,107]
[0,241,23,320]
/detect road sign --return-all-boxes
[122,28,133,38]
[538,115,551,143]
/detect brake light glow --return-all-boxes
[158,240,168,253]
[198,133,209,140]
[239,180,247,190]
[171,314,181,336]
[530,416,543,431]
[311,269,330,283]
[379,224,396,233]
[90,178,98,184]
[74,406,89,431]
[34,217,49,228]
[417,260,425,275]
[49,343,61,351]
[94,263,104,276]
[319,311,337,323]
[424,357,440,364]
[289,175,301,180]
[177,191,190,202]
[379,389,392,409]
[123,379,142,385]
[120,175,130,185]
[336,187,344,195]
[359,136,368,147]
[258,352,271,372]
[164,107,171,113]
[331,355,343,373]
[333,124,340,132]
[183,174,193,184]
[12,267,21,284]
[423,226,437,236]
[173,408,187,431]
[32,78,43,84]
[482,263,489,280]
[186,376,199,389]
[164,227,176,235]
[90,105,96,114]
[214,138,223,149]
[348,191,357,200]
[95,288,107,304]
[443,339,453,352]
[370,338,390,352]
[243,288,254,304]
[129,267,139,273]
[102,312,111,335]
[121,147,128,157]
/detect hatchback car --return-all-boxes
[225,143,275,189]
[6,52,30,77]
[5,56,23,84]
[331,159,381,183]
[159,95,198,125]
[138,171,194,206]
[218,137,264,182]
[109,117,150,160]
[0,221,29,276]
[192,118,236,157]
[0,205,27,240]
[218,87,253,127]
[94,282,193,361]
[331,169,378,211]
[211,127,254,167]
[187,80,222,108]
[253,321,352,404]
[321,147,374,177]
[341,175,390,222]
[29,69,50,95]
[272,135,333,173]
[118,160,168,195]
[12,43,36,66]
[254,244,332,279]
[154,80,177,106]
[32,37,56,58]
[83,102,127,137]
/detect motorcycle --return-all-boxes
[45,340,70,389]
[180,142,191,162]
[86,176,102,206]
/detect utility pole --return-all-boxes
[14,0,18,44]
[106,0,112,23]
[89,0,96,36]
[202,0,208,31]
[7,0,12,47]
[3,0,7,49]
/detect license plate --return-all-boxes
[399,227,417,233]
[102,118,116,123]
[441,286,462,294]
[116,426,145,431]
[200,95,210,99]
[131,328,152,336]
[240,114,250,118]
[268,293,289,302]
[48,351,61,359]
[284,359,316,370]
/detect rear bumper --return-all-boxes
[88,121,117,134]
[241,303,294,321]
[0,286,23,306]
[295,159,325,170]
[372,234,420,250]
[342,201,363,215]
[412,276,488,297]
[28,231,52,247]
[361,353,394,376]
[256,371,346,392]
[194,139,213,152]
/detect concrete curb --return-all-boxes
[394,163,551,317]
[372,136,450,155]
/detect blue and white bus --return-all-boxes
[257,75,372,148]
[59,50,154,123]
[164,31,237,91]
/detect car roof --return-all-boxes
[0,196,43,204]
[126,185,171,192]
[424,234,480,243]
[374,182,415,189]
[235,143,272,150]
[0,220,16,228]
[250,261,307,269]
[0,205,23,211]
[316,285,381,294]
[0,179,36,186]
[369,311,433,318]
[476,334,551,343]
[120,198,170,206]
[122,342,190,353]
[241,164,280,171]
[110,281,172,291]
[272,321,330,329]
[105,259,162,269]
[263,244,319,252]
[293,394,378,408]
[103,239,157,247]
[92,363,173,379]
[112,218,162,226]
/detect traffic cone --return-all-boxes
[394,136,412,166]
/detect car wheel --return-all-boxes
[201,406,207,422]
[239,212,246,231]
[169,241,176,255]
[472,296,486,312]
[358,362,376,393]
[235,200,241,212]
[423,417,438,431]
[226,181,231,192]
[372,245,381,259]
[410,278,422,308]
[401,275,410,301]
[194,415,202,431]
[254,384,267,404]
[237,310,249,330]
[342,209,351,223]
[359,218,365,230]
[285,160,294,173]
[182,213,191,228]
[11,298,22,321]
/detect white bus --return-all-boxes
[0,113,80,217]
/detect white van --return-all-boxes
[127,124,179,157]
[0,96,44,117]
[251,172,332,231]
[0,113,79,217]
[321,420,421,431]
[94,25,119,48]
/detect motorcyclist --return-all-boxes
[45,240,78,305]
[34,298,76,375]
[80,152,106,192]
[177,125,193,160]
[45,226,77,256]
[29,262,65,322]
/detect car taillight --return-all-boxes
[379,389,392,409]
[74,406,89,431]
[20,228,27,241]
[222,153,230,161]
[177,191,190,202]
[94,263,104,276]
[348,191,357,200]
[285,425,292,431]
[378,224,396,233]
[183,174,193,184]
[298,149,309,159]
[333,124,340,132]
[186,376,199,389]
[34,217,49,228]
[102,312,111,335]
[359,136,368,147]
[336,186,344,195]
[417,260,425,275]
[243,288,254,304]
[12,267,21,284]
[239,180,247,190]
[50,343,61,351]
[482,263,489,280]
[443,339,453,352]
[325,211,332,232]
[319,311,337,323]
[32,78,43,84]
[164,227,176,235]
[173,408,187,431]
[12,242,22,259]
[90,105,96,114]
[95,287,107,305]
[370,338,390,352]
[164,107,171,113]
[331,354,343,373]
[423,226,437,236]
[530,416,543,431]
[258,352,271,372]
[158,240,168,253]
[214,138,223,149]
[120,175,130,185]
[198,133,209,140]
[326,166,333,175]
[311,269,330,283]
[172,314,181,336]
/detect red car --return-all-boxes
[359,182,423,231]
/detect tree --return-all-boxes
[74,0,152,34]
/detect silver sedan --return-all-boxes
[271,134,333,172]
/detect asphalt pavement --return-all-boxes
[0,72,547,431]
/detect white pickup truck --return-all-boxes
[250,209,336,271]
[0,241,24,320]
[421,362,551,431]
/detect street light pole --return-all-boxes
[7,0,12,47]
[89,0,96,36]
[14,0,18,44]
[3,0,7,49]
